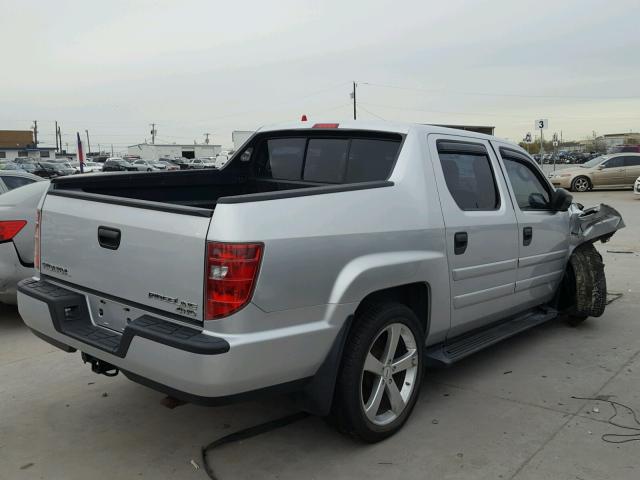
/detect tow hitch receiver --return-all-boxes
[82,353,120,377]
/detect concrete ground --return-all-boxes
[1,190,638,480]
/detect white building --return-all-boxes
[0,146,57,162]
[600,132,640,150]
[232,130,254,151]
[127,143,222,161]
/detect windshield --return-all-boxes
[581,156,607,168]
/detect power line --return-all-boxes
[356,104,387,120]
[358,101,640,120]
[359,81,640,100]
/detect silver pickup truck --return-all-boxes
[18,121,623,442]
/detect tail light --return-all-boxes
[0,220,27,242]
[205,242,263,320]
[34,210,41,270]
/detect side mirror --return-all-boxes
[550,188,573,212]
[597,164,605,170]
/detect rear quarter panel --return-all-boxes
[209,128,451,344]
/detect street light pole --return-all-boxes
[352,82,357,120]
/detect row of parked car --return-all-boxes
[533,151,603,165]
[0,155,228,178]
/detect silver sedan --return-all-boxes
[0,181,49,304]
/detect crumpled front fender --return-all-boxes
[569,203,625,253]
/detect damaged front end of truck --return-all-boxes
[557,202,625,325]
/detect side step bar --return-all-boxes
[426,307,558,366]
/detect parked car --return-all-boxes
[186,158,216,169]
[0,180,49,304]
[79,161,104,173]
[548,153,640,192]
[0,162,23,171]
[0,171,43,194]
[161,157,191,170]
[102,158,137,172]
[157,161,179,171]
[17,121,624,442]
[131,159,163,171]
[34,162,75,178]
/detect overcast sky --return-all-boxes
[1,0,639,151]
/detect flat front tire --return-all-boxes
[331,302,424,442]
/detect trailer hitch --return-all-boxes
[81,352,120,377]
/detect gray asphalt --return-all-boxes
[1,189,638,480]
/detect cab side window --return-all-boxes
[502,157,551,210]
[437,142,499,211]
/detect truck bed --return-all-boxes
[49,169,324,210]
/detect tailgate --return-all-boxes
[40,193,212,323]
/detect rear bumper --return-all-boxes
[0,243,34,305]
[17,278,348,401]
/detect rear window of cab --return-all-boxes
[248,132,402,184]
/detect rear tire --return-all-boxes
[571,176,591,192]
[331,303,424,443]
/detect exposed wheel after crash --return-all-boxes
[17,121,625,441]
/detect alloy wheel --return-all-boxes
[574,177,589,192]
[360,323,419,426]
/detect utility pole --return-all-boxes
[111,144,114,156]
[55,121,59,152]
[204,133,210,145]
[150,123,157,144]
[85,129,92,154]
[57,125,62,152]
[351,82,357,120]
[33,120,38,147]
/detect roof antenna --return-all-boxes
[301,114,308,122]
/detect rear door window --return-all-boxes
[437,145,499,210]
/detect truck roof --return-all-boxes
[257,119,515,146]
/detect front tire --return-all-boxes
[331,303,424,442]
[571,176,591,192]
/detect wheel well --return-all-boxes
[354,282,430,335]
